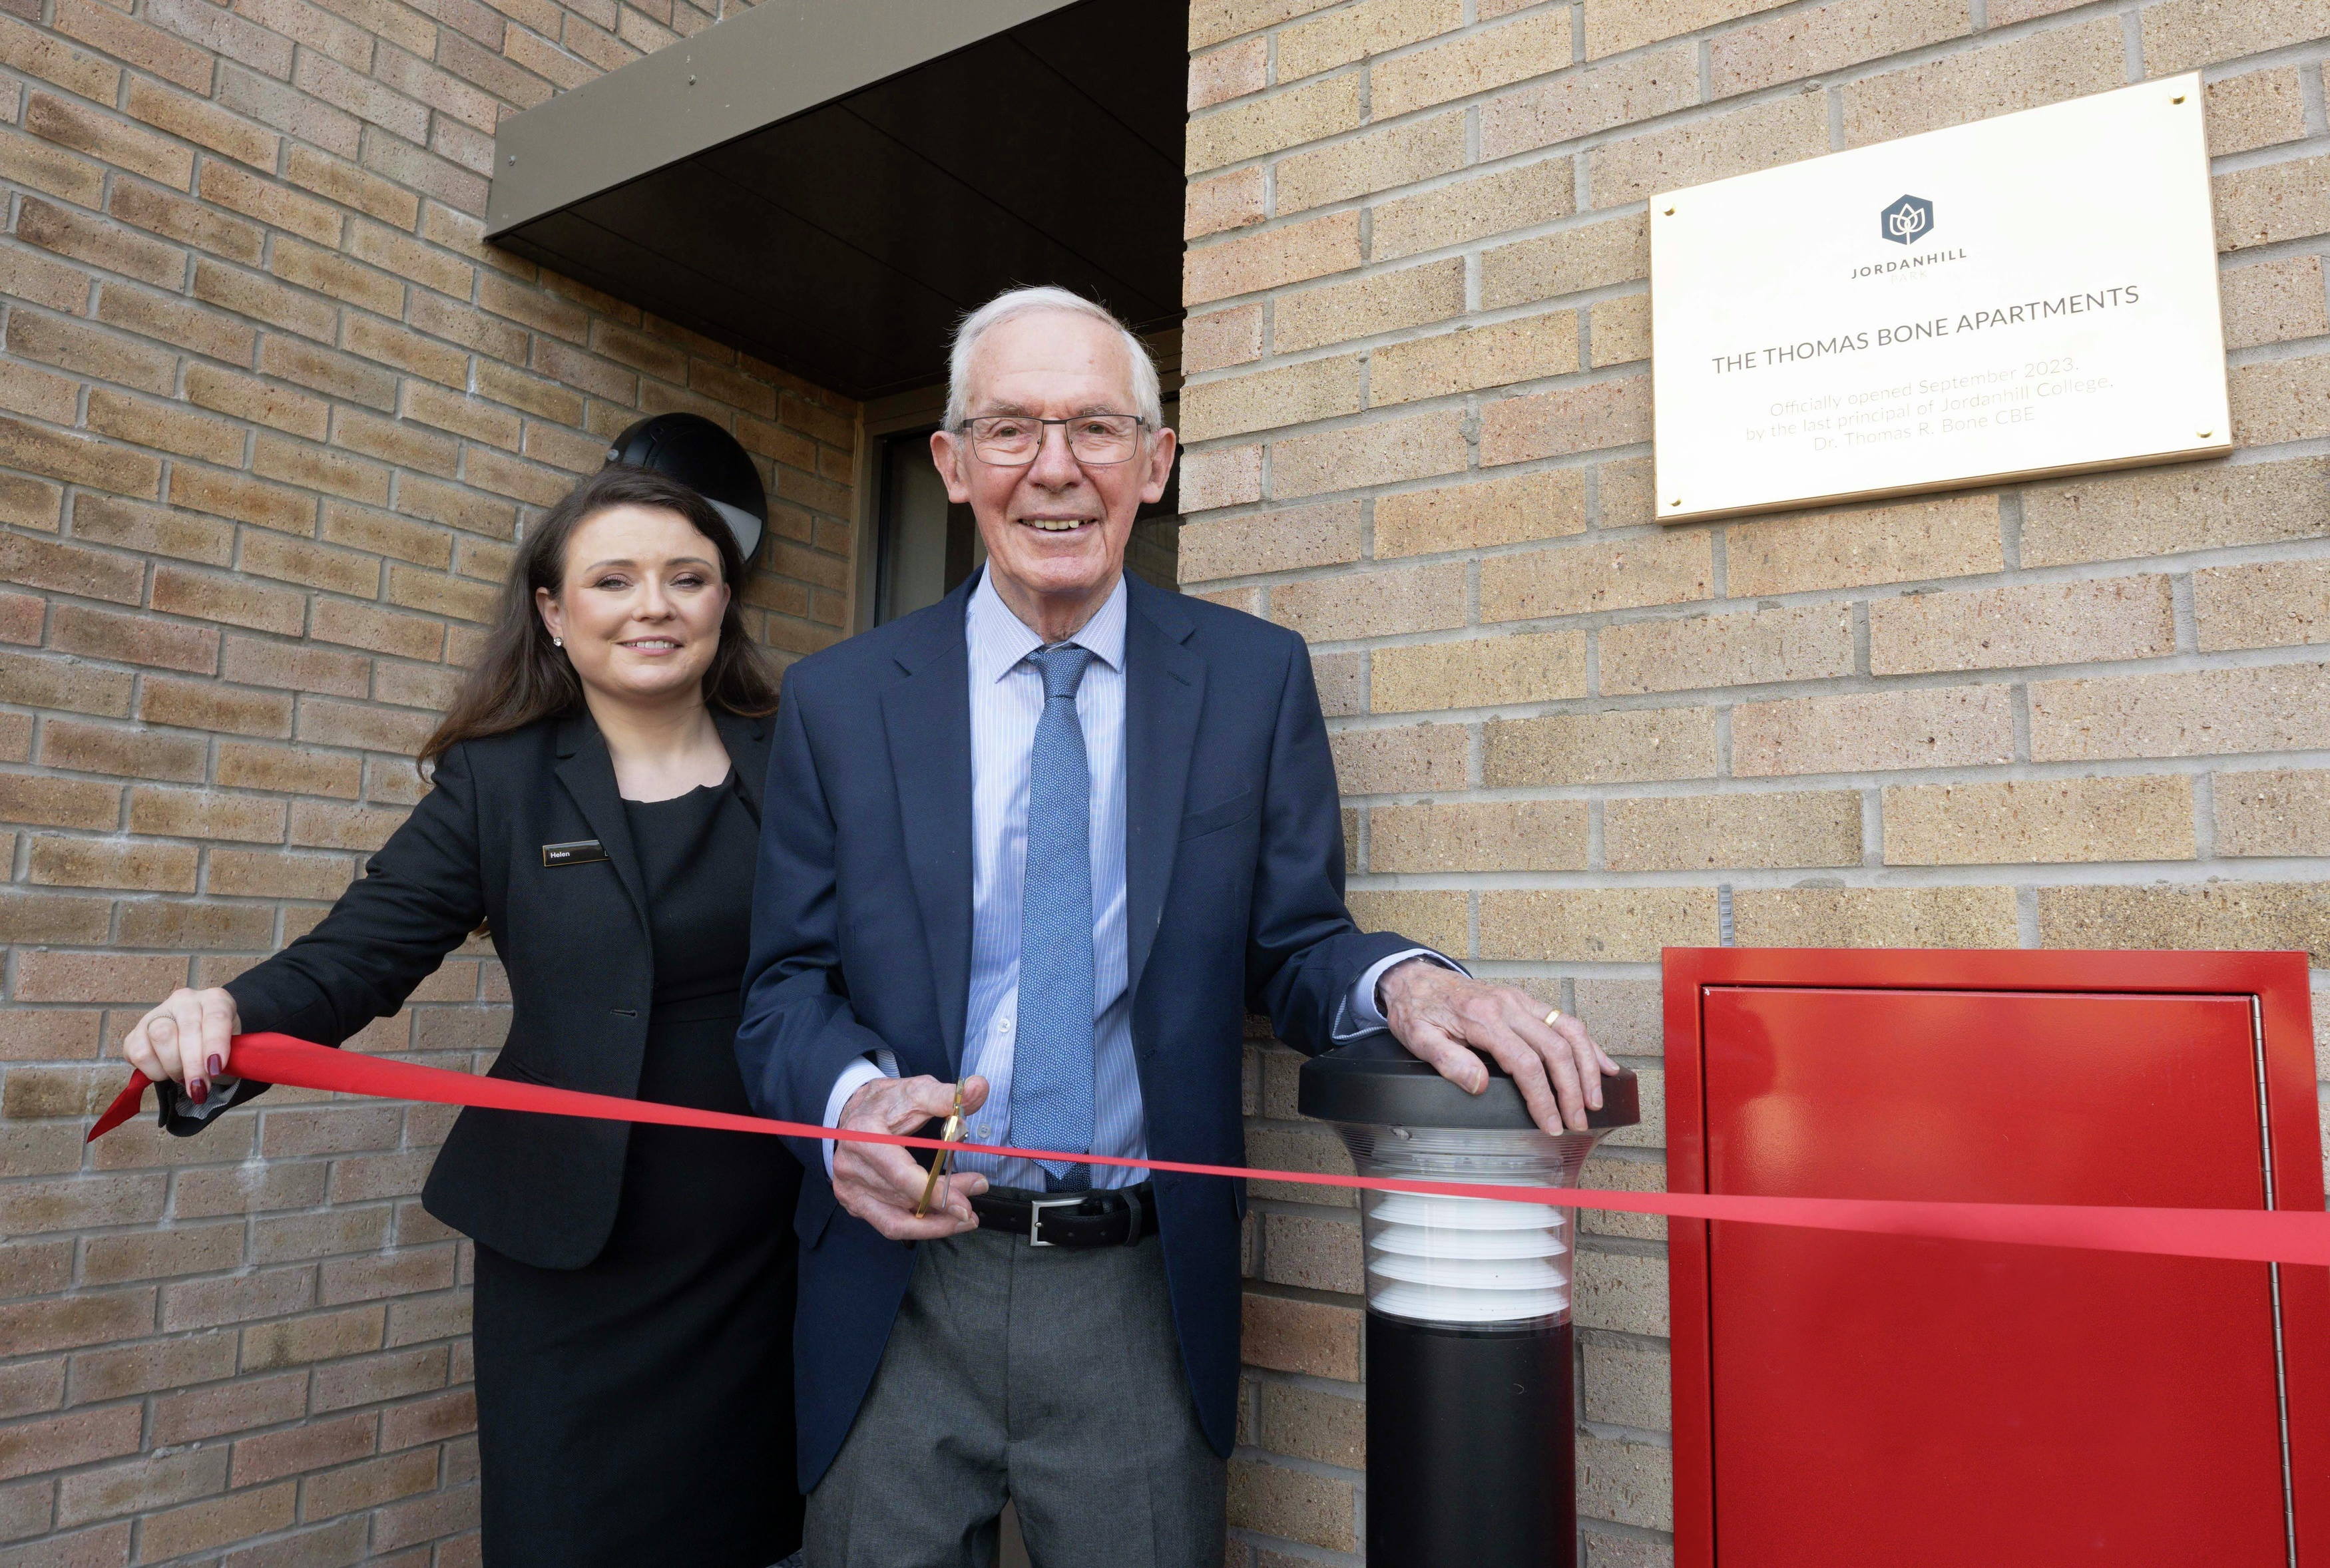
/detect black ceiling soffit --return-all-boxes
[489,0,1188,403]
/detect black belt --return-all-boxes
[970,1183,1153,1248]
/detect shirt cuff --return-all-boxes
[1332,948,1467,1042]
[821,1052,897,1179]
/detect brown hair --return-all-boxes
[419,465,779,767]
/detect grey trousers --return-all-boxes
[805,1224,1226,1568]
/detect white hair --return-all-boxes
[943,286,1163,431]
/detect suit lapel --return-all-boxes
[552,712,650,938]
[712,708,770,826]
[881,584,976,1071]
[1122,576,1205,1002]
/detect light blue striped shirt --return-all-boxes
[821,570,1443,1186]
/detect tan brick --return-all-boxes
[2206,66,2309,158]
[1187,210,1363,305]
[1480,375,1651,465]
[2222,256,2329,351]
[0,649,134,717]
[1280,0,1461,81]
[1728,494,2004,595]
[1371,10,1572,119]
[1887,774,2197,865]
[0,889,111,944]
[1277,110,1466,214]
[1578,1430,1673,1533]
[25,91,194,190]
[1182,304,1265,374]
[5,310,174,397]
[1270,408,1467,499]
[1712,0,1967,98]
[1481,45,1697,160]
[0,12,123,102]
[197,160,344,246]
[166,466,316,534]
[139,674,295,738]
[220,634,372,698]
[1869,576,2174,675]
[1733,685,2014,776]
[2142,0,2325,75]
[139,1481,298,1561]
[0,122,105,206]
[1184,166,1266,242]
[297,697,436,755]
[1607,789,1861,871]
[2030,662,2330,761]
[1192,0,1339,49]
[1188,71,1361,174]
[86,388,244,466]
[1328,721,1469,793]
[217,740,361,797]
[0,772,120,831]
[1190,36,1268,110]
[1485,706,1719,785]
[1274,258,1466,353]
[1484,216,1647,316]
[150,565,307,637]
[2214,769,2330,857]
[1370,798,1590,872]
[182,363,330,441]
[1590,293,1652,368]
[0,355,79,425]
[1177,501,1363,582]
[95,281,256,365]
[1583,0,1785,59]
[1480,886,1719,962]
[128,786,289,844]
[0,530,144,604]
[126,78,278,170]
[2022,457,2327,566]
[50,603,219,674]
[1590,94,1828,208]
[39,717,207,781]
[1260,1209,1361,1292]
[1480,528,1710,622]
[1376,468,1585,558]
[1732,884,2020,948]
[27,835,198,892]
[1372,158,1575,262]
[1583,1333,1670,1430]
[1836,16,2134,144]
[1603,604,1853,695]
[2230,353,2330,446]
[1230,1458,1355,1553]
[1274,562,1465,642]
[0,414,162,500]
[1181,355,1363,443]
[196,261,341,346]
[0,1405,142,1482]
[1371,311,1578,407]
[1372,629,1588,711]
[1258,1382,1364,1468]
[2215,154,2330,252]
[2039,882,2330,964]
[2194,558,2330,653]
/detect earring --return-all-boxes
[552,636,563,648]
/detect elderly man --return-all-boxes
[734,286,1617,1567]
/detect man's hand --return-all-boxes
[831,1074,993,1241]
[1377,961,1620,1135]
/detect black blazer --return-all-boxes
[164,707,774,1270]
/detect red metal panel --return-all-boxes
[1663,948,2329,1568]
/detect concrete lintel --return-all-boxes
[487,0,1083,238]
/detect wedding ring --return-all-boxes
[1544,1008,1563,1027]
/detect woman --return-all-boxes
[118,465,805,1567]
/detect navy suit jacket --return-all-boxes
[736,570,1413,1489]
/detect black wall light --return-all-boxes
[604,412,769,562]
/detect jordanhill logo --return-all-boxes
[1881,194,1935,245]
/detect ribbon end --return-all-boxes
[87,1072,150,1143]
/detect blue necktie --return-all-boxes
[1011,644,1096,1189]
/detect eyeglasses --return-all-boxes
[955,413,1148,466]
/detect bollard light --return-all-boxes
[1300,1033,1639,1568]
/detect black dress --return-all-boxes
[472,775,803,1567]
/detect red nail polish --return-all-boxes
[188,1079,208,1105]
[207,1056,223,1078]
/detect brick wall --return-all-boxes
[0,0,859,1551]
[1182,1,2330,1561]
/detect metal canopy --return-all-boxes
[487,0,1187,401]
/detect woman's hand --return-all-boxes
[119,988,240,1107]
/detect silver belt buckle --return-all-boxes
[1027,1196,1082,1248]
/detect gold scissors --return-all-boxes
[913,1086,969,1219]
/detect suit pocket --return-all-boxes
[1179,789,1257,841]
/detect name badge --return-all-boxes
[542,839,609,868]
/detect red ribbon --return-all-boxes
[89,1033,2330,1269]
